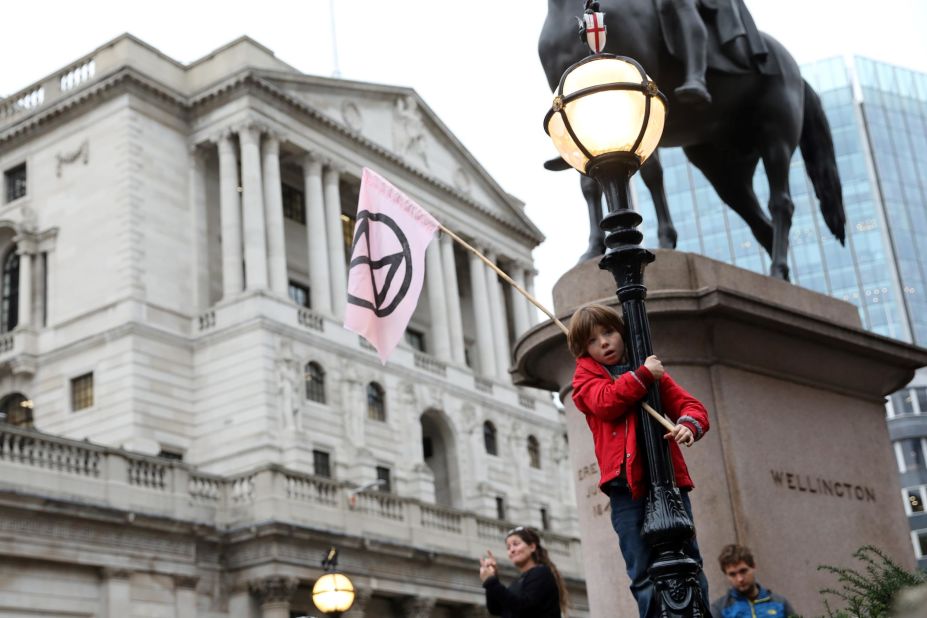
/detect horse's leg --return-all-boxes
[682,143,774,256]
[758,139,797,280]
[578,174,606,262]
[640,152,677,249]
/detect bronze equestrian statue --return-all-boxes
[540,0,845,279]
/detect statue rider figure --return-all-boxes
[581,0,770,105]
[662,0,770,104]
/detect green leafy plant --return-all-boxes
[818,545,925,618]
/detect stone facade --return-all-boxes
[0,35,588,617]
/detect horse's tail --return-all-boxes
[799,79,846,245]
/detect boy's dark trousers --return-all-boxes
[606,480,710,618]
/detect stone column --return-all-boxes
[174,576,198,618]
[217,133,244,298]
[400,596,436,618]
[239,125,269,290]
[303,154,332,314]
[468,248,496,377]
[189,146,210,310]
[249,576,298,618]
[262,133,289,296]
[102,568,131,618]
[525,268,538,326]
[485,250,511,380]
[323,165,347,318]
[425,240,452,360]
[510,264,531,341]
[440,233,466,364]
[16,245,32,329]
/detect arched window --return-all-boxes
[367,382,386,421]
[0,393,32,428]
[483,421,498,456]
[1,247,18,333]
[305,362,325,403]
[527,435,541,469]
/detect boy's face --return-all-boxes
[723,561,757,596]
[586,324,624,365]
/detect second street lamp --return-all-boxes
[545,52,710,618]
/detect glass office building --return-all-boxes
[634,57,927,568]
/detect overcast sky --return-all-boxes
[3,0,927,312]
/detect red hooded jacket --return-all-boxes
[572,355,709,499]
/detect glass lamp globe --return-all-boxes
[312,572,355,614]
[544,54,666,176]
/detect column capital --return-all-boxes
[237,124,262,145]
[101,567,131,580]
[303,151,327,173]
[248,575,299,605]
[263,132,281,153]
[173,575,199,590]
[324,161,346,178]
[217,130,237,151]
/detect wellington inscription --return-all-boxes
[770,469,876,502]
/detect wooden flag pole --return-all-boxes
[437,224,569,335]
[438,224,675,434]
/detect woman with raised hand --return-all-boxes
[479,526,568,617]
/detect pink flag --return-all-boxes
[344,168,440,363]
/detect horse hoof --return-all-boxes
[769,264,790,281]
[658,230,678,249]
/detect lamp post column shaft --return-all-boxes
[594,169,709,618]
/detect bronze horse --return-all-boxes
[539,0,846,279]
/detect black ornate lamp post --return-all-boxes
[544,53,709,617]
[311,548,356,618]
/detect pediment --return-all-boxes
[259,72,539,240]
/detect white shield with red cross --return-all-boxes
[584,11,607,53]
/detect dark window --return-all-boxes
[483,421,498,455]
[367,382,385,421]
[918,530,927,558]
[305,362,325,403]
[71,373,94,411]
[495,496,506,521]
[528,435,541,469]
[540,507,550,531]
[341,213,355,264]
[158,449,184,461]
[892,390,915,415]
[0,393,33,428]
[908,489,924,513]
[313,450,332,478]
[405,329,426,352]
[282,184,306,224]
[288,281,310,308]
[903,439,925,471]
[1,248,19,333]
[4,164,26,202]
[422,436,434,459]
[376,466,392,493]
[917,388,927,414]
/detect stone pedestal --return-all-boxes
[512,251,927,617]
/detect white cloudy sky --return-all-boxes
[2,0,926,311]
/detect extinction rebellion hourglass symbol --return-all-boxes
[346,210,413,318]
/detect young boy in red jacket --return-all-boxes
[568,303,710,618]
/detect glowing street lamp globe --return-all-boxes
[544,54,666,179]
[312,572,355,616]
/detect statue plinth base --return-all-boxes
[513,250,927,616]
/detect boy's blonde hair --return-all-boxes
[567,303,627,358]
